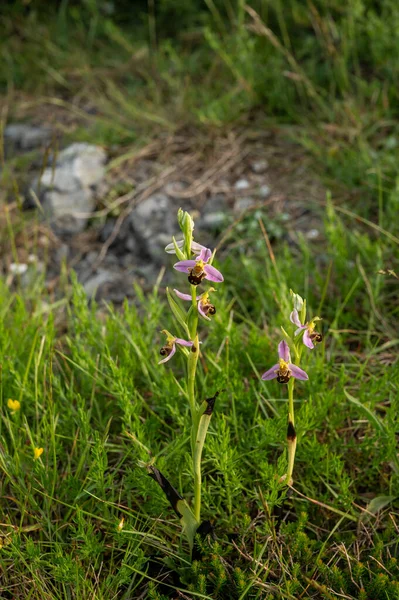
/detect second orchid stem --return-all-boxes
[286,378,297,485]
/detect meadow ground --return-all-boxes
[1,2,399,598]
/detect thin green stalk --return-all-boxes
[187,285,199,418]
[187,284,202,524]
[286,346,302,484]
[193,401,214,522]
[287,377,295,426]
[286,378,296,485]
[187,334,199,451]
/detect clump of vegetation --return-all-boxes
[1,198,398,597]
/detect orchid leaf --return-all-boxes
[360,495,396,522]
[147,465,198,551]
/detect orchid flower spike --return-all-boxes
[158,330,193,364]
[174,288,217,321]
[173,247,223,286]
[290,310,322,349]
[165,240,206,255]
[261,340,309,383]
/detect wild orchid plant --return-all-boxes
[261,291,322,486]
[146,209,223,554]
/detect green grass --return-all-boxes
[1,201,399,598]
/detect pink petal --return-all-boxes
[198,247,212,262]
[295,326,306,336]
[175,338,194,347]
[290,309,302,328]
[191,241,207,255]
[204,264,224,283]
[174,288,197,301]
[158,343,176,364]
[289,364,309,380]
[303,329,314,349]
[261,364,279,380]
[278,340,290,362]
[197,300,211,321]
[173,260,196,273]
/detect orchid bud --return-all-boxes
[177,209,195,260]
[290,290,304,312]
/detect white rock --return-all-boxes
[251,159,269,174]
[234,179,250,191]
[305,229,320,240]
[129,193,177,261]
[83,269,119,298]
[259,184,271,198]
[31,143,107,234]
[201,212,226,229]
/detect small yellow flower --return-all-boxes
[33,447,44,460]
[7,399,21,412]
[117,517,125,532]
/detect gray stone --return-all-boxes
[258,184,271,199]
[133,193,171,225]
[201,211,227,230]
[251,159,269,174]
[54,244,70,265]
[83,269,120,298]
[305,229,320,240]
[125,232,138,254]
[234,197,257,212]
[31,143,107,234]
[4,123,51,150]
[202,194,228,213]
[234,178,250,191]
[128,193,178,261]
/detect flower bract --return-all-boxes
[261,340,308,383]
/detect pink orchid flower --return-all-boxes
[174,288,216,321]
[173,247,223,286]
[261,340,308,383]
[290,310,322,350]
[158,330,193,364]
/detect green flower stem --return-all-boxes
[286,377,296,485]
[286,346,303,485]
[187,284,202,524]
[193,403,213,522]
[190,285,199,333]
[287,377,295,426]
[187,334,199,448]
